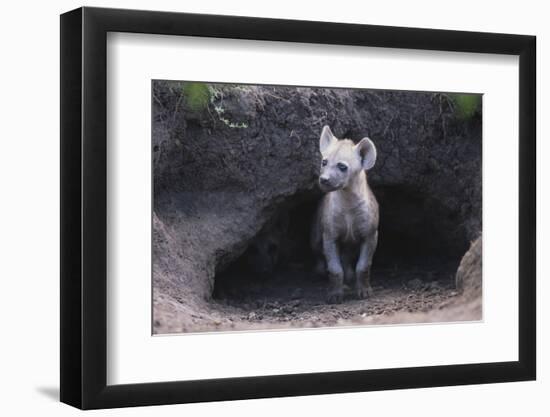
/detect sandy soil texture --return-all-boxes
[154,238,481,334]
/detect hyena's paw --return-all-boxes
[326,289,344,304]
[356,284,373,300]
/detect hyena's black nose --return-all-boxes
[320,176,330,185]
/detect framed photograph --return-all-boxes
[60,6,536,409]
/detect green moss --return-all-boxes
[449,93,481,119]
[181,82,211,112]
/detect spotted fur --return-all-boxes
[311,126,379,303]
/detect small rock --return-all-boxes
[248,312,257,320]
[429,281,440,289]
[282,306,293,313]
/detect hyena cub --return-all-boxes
[311,126,379,304]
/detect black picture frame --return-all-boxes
[60,6,536,410]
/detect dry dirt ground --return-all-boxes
[159,262,475,334]
[153,238,482,334]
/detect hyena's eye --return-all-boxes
[321,159,328,166]
[337,162,348,172]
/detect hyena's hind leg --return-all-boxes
[341,250,355,285]
[313,255,326,276]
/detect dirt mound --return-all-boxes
[152,82,482,334]
[367,236,482,326]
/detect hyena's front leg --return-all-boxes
[355,239,375,299]
[323,236,344,304]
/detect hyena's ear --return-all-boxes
[355,137,377,170]
[319,125,337,153]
